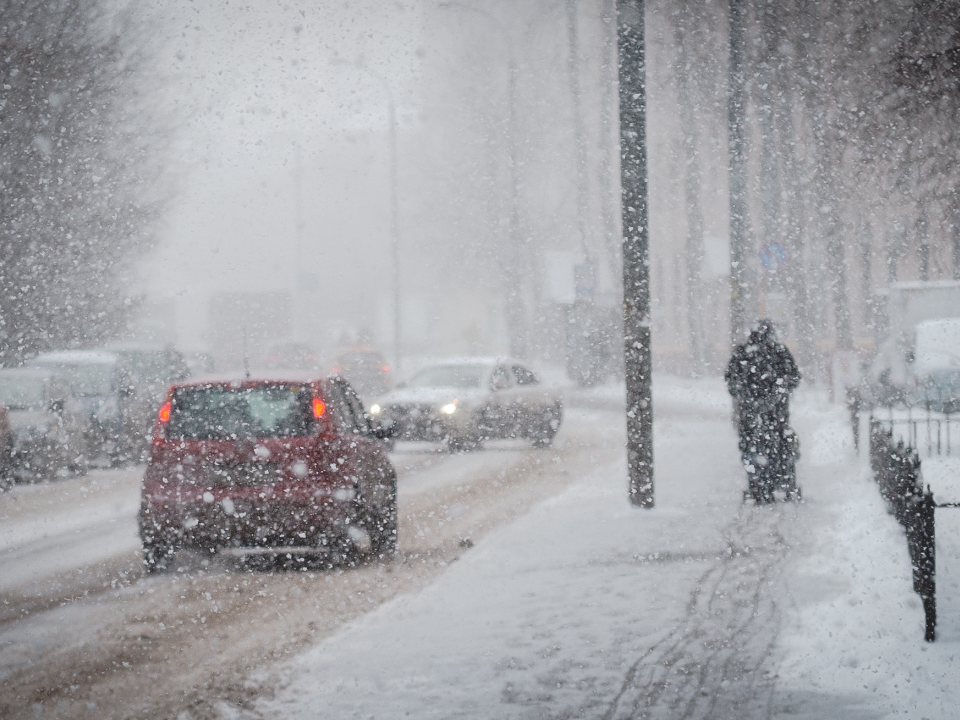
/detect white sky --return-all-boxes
[137,1,424,351]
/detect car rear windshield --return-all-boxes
[407,365,485,389]
[167,384,316,440]
[0,377,46,410]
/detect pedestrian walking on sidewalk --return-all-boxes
[724,319,801,503]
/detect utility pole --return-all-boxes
[728,0,753,346]
[618,0,653,508]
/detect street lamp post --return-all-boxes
[332,59,402,371]
[438,1,527,358]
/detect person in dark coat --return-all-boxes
[724,319,801,503]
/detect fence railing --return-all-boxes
[869,417,937,641]
[870,406,959,458]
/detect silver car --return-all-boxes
[0,368,90,481]
[370,359,562,451]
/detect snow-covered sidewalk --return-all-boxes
[249,378,959,719]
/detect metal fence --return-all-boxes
[868,416,959,641]
[871,406,960,458]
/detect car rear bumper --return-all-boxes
[139,494,359,550]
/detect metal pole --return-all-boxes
[618,0,653,508]
[728,0,752,346]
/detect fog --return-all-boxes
[3,1,960,718]
[123,1,629,371]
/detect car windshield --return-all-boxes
[406,365,486,389]
[167,384,316,439]
[0,377,46,410]
[34,362,114,397]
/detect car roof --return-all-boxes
[0,367,57,380]
[171,369,330,389]
[30,350,119,365]
[412,357,524,369]
[104,342,174,355]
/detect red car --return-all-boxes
[138,372,397,572]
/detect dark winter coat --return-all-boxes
[724,327,800,414]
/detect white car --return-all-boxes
[371,359,562,451]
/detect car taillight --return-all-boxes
[312,397,326,418]
[381,365,390,373]
[153,400,171,446]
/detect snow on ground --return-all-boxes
[249,376,959,719]
[0,467,141,592]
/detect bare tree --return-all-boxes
[0,0,162,365]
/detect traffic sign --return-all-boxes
[759,242,789,273]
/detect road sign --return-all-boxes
[759,242,789,272]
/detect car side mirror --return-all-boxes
[369,421,396,440]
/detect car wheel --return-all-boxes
[531,405,562,448]
[358,470,398,559]
[142,541,173,573]
[370,503,397,557]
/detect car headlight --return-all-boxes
[369,404,382,415]
[440,402,458,415]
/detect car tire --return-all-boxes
[142,541,173,573]
[531,405,562,448]
[371,503,398,557]
[358,469,398,559]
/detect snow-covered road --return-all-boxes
[3,378,958,719]
[0,401,623,719]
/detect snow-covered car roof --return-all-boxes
[170,370,328,388]
[412,357,524,369]
[0,367,58,380]
[29,350,119,366]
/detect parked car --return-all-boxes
[28,350,124,460]
[329,346,392,398]
[0,368,90,481]
[370,358,562,451]
[30,345,189,462]
[138,371,397,572]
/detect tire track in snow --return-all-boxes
[603,505,793,720]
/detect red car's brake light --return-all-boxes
[153,400,172,447]
[312,397,326,419]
